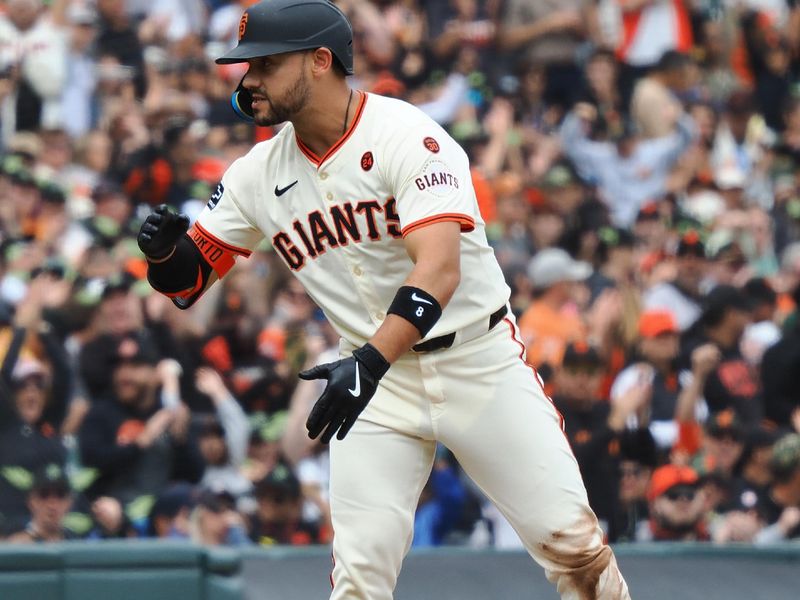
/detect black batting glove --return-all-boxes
[137,204,190,260]
[299,343,390,443]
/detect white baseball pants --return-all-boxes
[328,316,630,600]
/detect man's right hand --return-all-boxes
[137,204,190,260]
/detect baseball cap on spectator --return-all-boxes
[618,428,658,467]
[597,226,634,250]
[682,190,726,225]
[706,231,747,265]
[562,342,602,370]
[196,488,236,513]
[100,273,134,301]
[647,464,699,501]
[636,201,661,223]
[676,230,705,257]
[527,248,591,290]
[746,424,782,448]
[638,310,679,338]
[705,409,746,441]
[701,284,753,325]
[148,483,196,528]
[541,162,579,189]
[6,132,43,162]
[112,333,160,367]
[251,410,289,443]
[770,433,800,482]
[38,180,66,204]
[596,226,634,263]
[67,2,97,26]
[31,464,71,497]
[743,277,777,310]
[714,166,746,190]
[91,179,126,203]
[7,164,37,188]
[11,358,48,384]
[255,464,301,502]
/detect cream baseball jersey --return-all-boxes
[188,92,510,344]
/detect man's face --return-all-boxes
[99,291,141,335]
[29,487,71,532]
[705,432,744,473]
[113,362,155,406]
[652,484,705,530]
[199,433,228,466]
[14,375,47,425]
[198,506,229,544]
[585,56,616,93]
[619,461,651,504]
[257,491,301,525]
[8,0,40,30]
[243,52,312,127]
[554,364,603,405]
[676,254,705,291]
[640,332,679,363]
[772,469,800,507]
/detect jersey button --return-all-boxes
[319,172,329,180]
[326,192,333,200]
[352,266,362,276]
[375,312,386,321]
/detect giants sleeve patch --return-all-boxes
[423,137,440,153]
[413,160,459,197]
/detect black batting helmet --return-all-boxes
[215,0,354,75]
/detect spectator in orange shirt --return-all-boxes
[518,247,591,369]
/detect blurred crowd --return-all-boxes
[2,0,800,549]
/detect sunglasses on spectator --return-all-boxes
[620,465,645,478]
[13,376,47,391]
[663,486,697,502]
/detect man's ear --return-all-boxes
[310,47,334,76]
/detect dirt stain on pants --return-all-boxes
[538,511,630,599]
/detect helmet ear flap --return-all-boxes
[231,77,254,122]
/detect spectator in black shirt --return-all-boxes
[0,359,66,536]
[6,466,74,543]
[78,333,202,508]
[553,342,644,538]
[250,464,320,546]
[680,285,760,425]
[613,429,657,542]
[761,284,800,429]
[95,0,146,98]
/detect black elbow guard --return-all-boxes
[146,234,212,309]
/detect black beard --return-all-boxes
[254,69,310,127]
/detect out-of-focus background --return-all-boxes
[0,0,800,596]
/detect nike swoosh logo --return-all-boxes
[274,181,298,196]
[411,293,433,305]
[348,363,361,397]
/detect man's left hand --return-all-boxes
[299,346,387,443]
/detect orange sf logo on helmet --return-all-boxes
[238,13,249,41]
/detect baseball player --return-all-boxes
[137,1,630,598]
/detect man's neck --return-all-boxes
[292,85,357,159]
